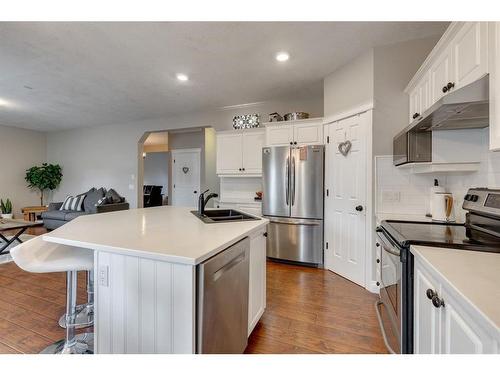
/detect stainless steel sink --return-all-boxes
[191,209,260,223]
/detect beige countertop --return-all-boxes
[43,206,268,265]
[411,245,500,331]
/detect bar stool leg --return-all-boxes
[59,270,94,329]
[41,270,94,354]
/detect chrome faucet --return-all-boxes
[198,189,219,216]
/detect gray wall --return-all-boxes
[143,152,169,197]
[373,36,440,156]
[324,50,374,117]
[47,96,323,208]
[0,124,47,217]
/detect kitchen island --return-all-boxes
[43,206,268,354]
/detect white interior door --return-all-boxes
[324,114,367,287]
[171,149,201,207]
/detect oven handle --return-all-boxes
[375,300,397,354]
[377,232,401,256]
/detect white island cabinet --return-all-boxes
[43,206,268,354]
[411,246,500,354]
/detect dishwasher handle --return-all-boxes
[213,252,246,282]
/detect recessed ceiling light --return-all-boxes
[0,98,11,107]
[276,52,290,62]
[176,73,189,82]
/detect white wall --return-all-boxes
[47,96,323,208]
[0,124,47,217]
[143,152,169,197]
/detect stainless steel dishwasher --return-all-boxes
[197,237,250,354]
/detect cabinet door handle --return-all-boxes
[355,205,363,212]
[412,112,420,119]
[432,295,445,308]
[426,288,436,300]
[442,85,448,93]
[447,82,455,90]
[376,258,380,263]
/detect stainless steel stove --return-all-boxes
[375,188,500,354]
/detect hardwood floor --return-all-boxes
[245,261,388,354]
[0,229,387,354]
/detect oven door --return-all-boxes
[377,231,402,353]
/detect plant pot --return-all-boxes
[1,213,13,220]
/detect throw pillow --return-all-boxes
[60,195,85,211]
[83,187,106,213]
[96,196,109,206]
[105,188,124,204]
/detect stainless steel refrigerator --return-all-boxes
[262,145,324,265]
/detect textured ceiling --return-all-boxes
[0,22,448,131]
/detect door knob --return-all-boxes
[355,205,363,212]
[194,191,197,194]
[432,295,445,308]
[426,288,436,300]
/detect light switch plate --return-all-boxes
[98,265,109,287]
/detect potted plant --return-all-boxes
[25,163,63,206]
[0,199,13,219]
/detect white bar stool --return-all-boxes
[58,270,94,329]
[11,236,94,354]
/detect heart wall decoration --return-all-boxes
[182,167,189,174]
[338,140,352,157]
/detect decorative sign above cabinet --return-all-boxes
[232,114,260,129]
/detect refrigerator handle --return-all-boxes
[285,156,289,205]
[291,155,296,206]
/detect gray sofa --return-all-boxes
[42,187,129,230]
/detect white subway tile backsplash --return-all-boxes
[376,131,500,223]
[219,177,262,202]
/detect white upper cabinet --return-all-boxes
[293,121,324,145]
[405,22,489,125]
[409,73,431,123]
[265,123,294,146]
[452,22,488,90]
[216,129,264,176]
[265,118,323,146]
[489,22,500,151]
[430,46,453,104]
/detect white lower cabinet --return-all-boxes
[248,228,267,335]
[414,258,499,354]
[414,265,441,353]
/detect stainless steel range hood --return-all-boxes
[410,75,489,132]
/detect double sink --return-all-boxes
[191,209,260,224]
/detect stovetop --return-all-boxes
[380,220,500,253]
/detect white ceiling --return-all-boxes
[0,22,448,132]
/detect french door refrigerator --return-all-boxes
[262,145,324,266]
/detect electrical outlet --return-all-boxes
[382,191,401,203]
[98,265,109,287]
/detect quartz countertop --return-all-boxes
[411,245,500,331]
[43,206,268,265]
